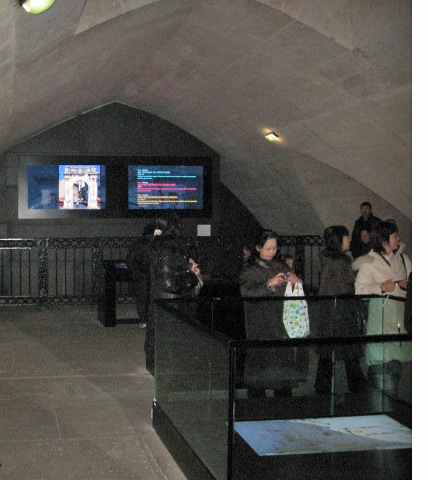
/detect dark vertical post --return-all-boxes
[1,248,3,295]
[295,236,305,284]
[73,244,76,297]
[227,341,236,480]
[9,247,12,295]
[92,238,102,304]
[28,248,31,296]
[55,248,58,298]
[83,246,86,299]
[19,249,22,296]
[64,246,67,298]
[310,243,314,289]
[37,238,49,305]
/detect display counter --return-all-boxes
[152,295,411,480]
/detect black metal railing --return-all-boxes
[0,235,324,305]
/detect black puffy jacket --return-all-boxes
[150,237,199,299]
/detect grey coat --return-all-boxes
[239,258,290,340]
[239,257,303,389]
[315,252,362,358]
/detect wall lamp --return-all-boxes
[18,0,56,15]
[265,131,280,142]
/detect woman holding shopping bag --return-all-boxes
[239,230,303,398]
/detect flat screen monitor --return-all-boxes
[127,165,204,210]
[27,164,106,210]
[18,155,213,219]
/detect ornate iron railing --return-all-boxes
[0,235,324,305]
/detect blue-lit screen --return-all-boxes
[28,165,106,210]
[128,165,204,210]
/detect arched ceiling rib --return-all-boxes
[0,0,411,230]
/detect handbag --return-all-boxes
[282,281,310,338]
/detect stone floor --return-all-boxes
[0,304,187,480]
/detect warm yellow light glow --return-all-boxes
[19,0,56,15]
[265,132,280,141]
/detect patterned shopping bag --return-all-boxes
[283,281,310,338]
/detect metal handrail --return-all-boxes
[0,235,324,305]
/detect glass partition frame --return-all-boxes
[153,295,411,480]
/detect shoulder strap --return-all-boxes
[400,254,408,276]
[377,252,391,267]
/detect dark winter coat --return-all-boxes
[145,236,200,375]
[150,236,199,300]
[315,251,362,359]
[126,236,153,282]
[239,257,302,389]
[239,257,291,340]
[350,213,381,258]
[126,236,153,323]
[317,252,355,297]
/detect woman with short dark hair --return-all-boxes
[314,225,366,394]
[356,220,410,295]
[355,220,411,396]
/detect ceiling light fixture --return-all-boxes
[265,132,280,142]
[18,0,56,15]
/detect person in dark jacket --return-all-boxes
[352,228,372,259]
[314,225,366,394]
[126,223,156,328]
[145,214,202,375]
[350,202,381,258]
[239,230,299,398]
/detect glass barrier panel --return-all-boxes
[152,295,411,480]
[154,300,230,480]
[230,336,411,480]
[363,295,407,335]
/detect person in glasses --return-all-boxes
[239,230,298,398]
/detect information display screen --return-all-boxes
[27,165,106,210]
[18,155,212,219]
[128,165,204,210]
[234,415,412,456]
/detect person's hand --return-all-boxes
[398,280,407,290]
[286,272,298,285]
[189,258,201,276]
[267,272,286,289]
[381,279,396,293]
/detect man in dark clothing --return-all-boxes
[126,224,156,328]
[350,202,381,258]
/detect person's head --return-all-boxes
[242,245,251,261]
[255,230,279,262]
[154,213,181,238]
[371,220,399,254]
[360,229,370,244]
[284,254,295,270]
[143,224,156,236]
[323,225,350,253]
[360,201,373,220]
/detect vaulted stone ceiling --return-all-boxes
[0,0,411,236]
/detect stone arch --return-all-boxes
[62,166,100,209]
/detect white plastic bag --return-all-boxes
[282,281,310,338]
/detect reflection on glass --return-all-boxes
[153,296,411,480]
